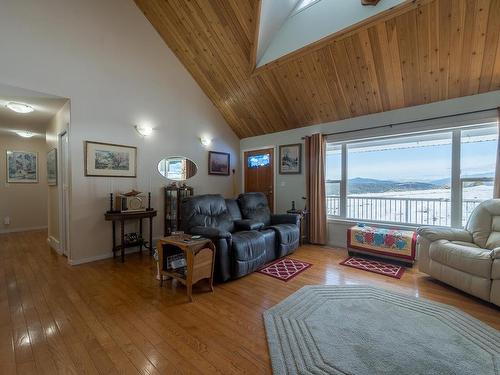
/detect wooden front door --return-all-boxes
[244,148,274,212]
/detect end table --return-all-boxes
[157,235,216,302]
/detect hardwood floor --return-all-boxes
[1,230,498,374]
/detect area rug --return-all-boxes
[258,258,312,282]
[340,256,405,279]
[264,285,500,375]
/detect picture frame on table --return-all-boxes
[84,141,137,177]
[208,151,230,176]
[6,150,38,183]
[279,143,301,174]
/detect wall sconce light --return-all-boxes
[135,125,153,137]
[200,136,212,147]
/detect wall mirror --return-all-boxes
[157,157,197,181]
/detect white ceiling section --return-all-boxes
[256,0,298,65]
[0,83,68,138]
[256,0,406,68]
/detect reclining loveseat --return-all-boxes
[181,192,300,281]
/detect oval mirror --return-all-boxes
[157,157,198,181]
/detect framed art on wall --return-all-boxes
[85,141,137,177]
[279,143,301,174]
[6,150,38,183]
[208,151,230,176]
[47,148,57,186]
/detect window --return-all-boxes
[291,0,321,16]
[326,123,498,227]
[248,153,270,168]
[326,144,341,216]
[461,126,498,225]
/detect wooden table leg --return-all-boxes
[139,218,143,254]
[149,216,153,256]
[120,219,125,263]
[209,242,215,292]
[112,221,116,258]
[157,240,164,287]
[186,251,193,302]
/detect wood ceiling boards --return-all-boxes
[134,0,500,138]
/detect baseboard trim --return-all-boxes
[47,236,61,254]
[68,239,161,265]
[0,226,47,234]
[69,253,114,265]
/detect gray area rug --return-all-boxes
[263,285,500,375]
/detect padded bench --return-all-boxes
[347,224,416,265]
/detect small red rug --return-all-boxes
[340,256,405,279]
[258,258,312,282]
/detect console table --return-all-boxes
[104,210,157,262]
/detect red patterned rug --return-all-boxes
[339,256,405,279]
[258,258,312,282]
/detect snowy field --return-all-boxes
[326,185,492,226]
[351,185,492,201]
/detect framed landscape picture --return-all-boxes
[85,141,137,177]
[6,150,38,183]
[47,148,57,186]
[208,151,230,176]
[279,143,301,174]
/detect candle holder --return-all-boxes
[146,192,153,211]
[106,193,118,213]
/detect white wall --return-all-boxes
[0,134,48,233]
[257,0,298,65]
[241,91,500,247]
[0,0,240,264]
[45,101,70,250]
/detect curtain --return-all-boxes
[305,133,327,245]
[494,107,500,198]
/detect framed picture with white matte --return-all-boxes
[47,148,57,186]
[279,144,301,174]
[6,150,38,183]
[84,141,137,177]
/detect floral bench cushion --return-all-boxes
[347,224,416,261]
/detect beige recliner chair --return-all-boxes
[417,199,500,306]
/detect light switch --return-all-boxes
[4,217,10,225]
[281,181,286,187]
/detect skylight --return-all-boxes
[291,0,321,16]
[256,0,405,68]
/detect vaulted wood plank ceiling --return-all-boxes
[135,0,500,138]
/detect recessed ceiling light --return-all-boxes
[6,102,35,114]
[16,130,34,138]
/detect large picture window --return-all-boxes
[326,123,498,227]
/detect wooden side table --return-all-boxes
[157,235,216,302]
[287,208,309,245]
[104,210,157,262]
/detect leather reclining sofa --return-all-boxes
[181,192,300,281]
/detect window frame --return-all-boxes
[326,122,498,228]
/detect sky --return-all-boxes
[326,134,497,182]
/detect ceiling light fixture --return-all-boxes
[6,102,34,114]
[135,125,153,137]
[16,130,34,138]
